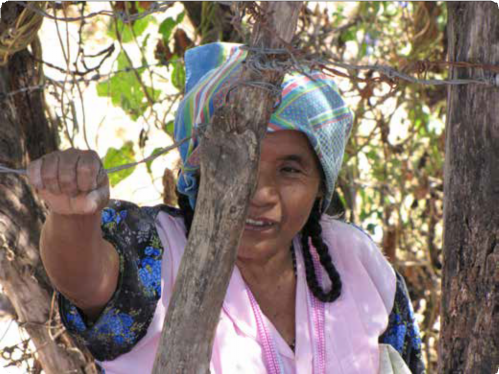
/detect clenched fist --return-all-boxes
[27,149,110,215]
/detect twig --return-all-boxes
[33,45,115,77]
[18,1,174,23]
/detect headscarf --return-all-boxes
[174,42,353,212]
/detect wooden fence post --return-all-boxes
[152,2,303,373]
[440,2,499,373]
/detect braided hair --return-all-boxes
[177,189,195,235]
[300,199,342,302]
[176,190,342,303]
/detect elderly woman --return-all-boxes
[28,43,424,374]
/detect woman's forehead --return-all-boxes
[261,130,316,159]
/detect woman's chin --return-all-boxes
[237,240,275,262]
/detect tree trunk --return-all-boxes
[152,2,302,373]
[0,3,97,373]
[440,2,499,373]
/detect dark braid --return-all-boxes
[300,199,342,303]
[176,189,195,236]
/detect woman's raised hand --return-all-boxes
[27,149,110,215]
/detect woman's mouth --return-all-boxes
[244,217,277,231]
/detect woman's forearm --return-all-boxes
[40,211,119,319]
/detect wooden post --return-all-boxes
[152,2,302,373]
[440,2,499,373]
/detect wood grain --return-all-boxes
[152,3,303,373]
[440,3,499,373]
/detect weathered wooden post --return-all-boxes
[152,2,303,373]
[440,2,499,373]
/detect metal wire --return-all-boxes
[0,136,190,176]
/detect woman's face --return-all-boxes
[237,130,322,263]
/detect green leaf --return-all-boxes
[159,17,177,42]
[159,12,185,44]
[103,141,136,187]
[145,147,165,174]
[142,33,150,49]
[108,15,152,43]
[117,51,131,70]
[136,1,147,12]
[96,52,160,121]
[359,188,366,202]
[171,59,185,91]
[164,120,175,137]
[96,71,144,121]
[176,11,185,24]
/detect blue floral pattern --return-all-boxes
[380,272,425,373]
[59,200,181,362]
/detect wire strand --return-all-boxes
[0,136,190,176]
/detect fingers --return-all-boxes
[58,150,81,197]
[27,149,110,216]
[76,150,102,192]
[41,152,62,195]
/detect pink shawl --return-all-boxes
[98,213,396,374]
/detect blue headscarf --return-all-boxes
[174,43,353,212]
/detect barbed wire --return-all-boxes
[241,46,499,87]
[320,60,499,87]
[0,62,168,101]
[3,52,497,105]
[1,46,497,178]
[17,1,174,23]
[0,135,191,176]
[6,1,498,89]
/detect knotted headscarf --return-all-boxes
[174,42,353,212]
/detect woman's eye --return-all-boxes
[281,166,301,174]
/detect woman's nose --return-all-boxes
[250,169,279,207]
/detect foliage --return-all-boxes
[1,2,448,372]
[96,52,161,121]
[96,2,187,177]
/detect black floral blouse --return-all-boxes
[59,200,425,373]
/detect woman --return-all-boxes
[27,43,424,373]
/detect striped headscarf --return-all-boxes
[174,42,353,212]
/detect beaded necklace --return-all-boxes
[246,242,326,374]
[289,244,297,351]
